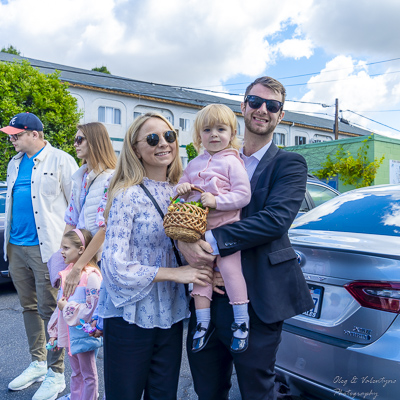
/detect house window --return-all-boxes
[312,134,332,143]
[295,136,307,145]
[133,106,174,124]
[179,118,190,131]
[98,106,121,125]
[134,111,172,123]
[273,132,286,146]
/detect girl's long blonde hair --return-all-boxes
[192,104,241,152]
[104,112,182,220]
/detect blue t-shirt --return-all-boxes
[10,148,44,246]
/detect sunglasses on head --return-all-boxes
[74,136,86,145]
[245,95,283,113]
[138,130,177,147]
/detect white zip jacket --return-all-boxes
[4,141,78,263]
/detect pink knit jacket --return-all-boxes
[179,149,251,228]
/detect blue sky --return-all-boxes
[1,0,399,138]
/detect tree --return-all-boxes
[92,66,111,74]
[0,59,82,179]
[1,45,20,55]
[185,142,198,162]
[314,136,385,188]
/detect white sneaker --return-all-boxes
[32,368,66,400]
[8,361,47,391]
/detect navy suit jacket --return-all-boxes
[212,142,314,324]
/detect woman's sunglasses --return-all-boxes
[138,130,177,147]
[74,136,86,145]
[244,95,283,113]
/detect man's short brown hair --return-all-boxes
[245,76,286,106]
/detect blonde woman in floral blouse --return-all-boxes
[98,113,213,400]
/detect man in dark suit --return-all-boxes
[179,76,314,400]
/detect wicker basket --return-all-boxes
[163,187,209,243]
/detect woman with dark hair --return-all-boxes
[98,112,213,399]
[62,122,117,298]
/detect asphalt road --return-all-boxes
[0,282,244,400]
[0,282,308,400]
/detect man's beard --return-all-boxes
[243,114,277,138]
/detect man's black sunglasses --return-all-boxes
[244,95,283,113]
[74,136,86,145]
[138,130,177,147]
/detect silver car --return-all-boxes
[276,184,400,400]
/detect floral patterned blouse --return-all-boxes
[97,178,189,329]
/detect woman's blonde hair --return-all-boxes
[192,104,240,152]
[63,229,99,269]
[77,122,117,172]
[104,112,182,220]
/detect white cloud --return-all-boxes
[299,0,400,57]
[287,56,400,139]
[274,38,314,60]
[1,0,399,137]
[0,0,311,86]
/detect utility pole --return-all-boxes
[334,98,339,140]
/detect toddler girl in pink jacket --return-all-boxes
[177,104,251,353]
[47,229,102,400]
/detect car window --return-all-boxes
[298,198,310,213]
[0,192,5,214]
[306,182,339,207]
[292,189,400,236]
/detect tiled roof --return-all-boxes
[0,52,371,136]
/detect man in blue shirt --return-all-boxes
[1,112,78,400]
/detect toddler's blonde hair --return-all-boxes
[192,104,241,152]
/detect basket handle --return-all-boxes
[170,186,204,203]
[170,186,209,212]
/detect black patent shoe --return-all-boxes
[230,322,249,353]
[191,323,215,353]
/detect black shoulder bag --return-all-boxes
[139,183,188,295]
[139,183,182,266]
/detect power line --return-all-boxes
[285,70,400,87]
[201,57,400,87]
[285,110,334,118]
[279,57,400,80]
[286,99,331,106]
[343,110,400,133]
[20,59,400,111]
[10,57,400,132]
[345,109,400,113]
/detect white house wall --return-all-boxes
[69,86,246,160]
[275,124,348,146]
[69,86,350,158]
